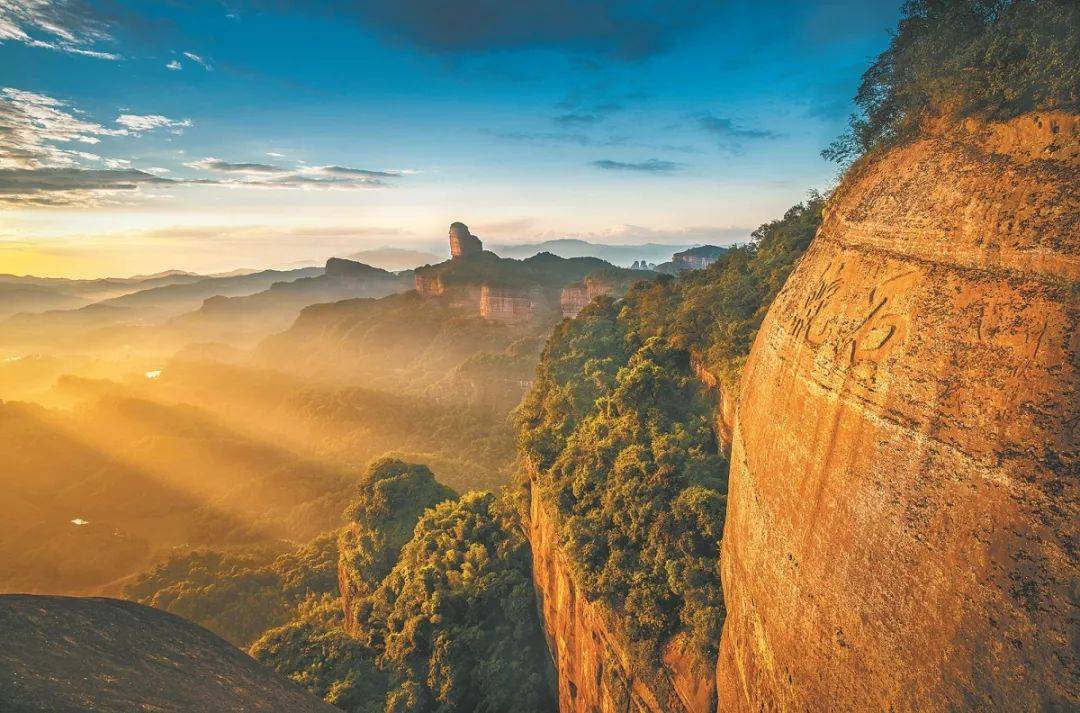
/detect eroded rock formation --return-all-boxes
[559,275,617,319]
[449,221,483,258]
[480,285,534,323]
[716,113,1079,711]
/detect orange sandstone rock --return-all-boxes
[716,113,1079,711]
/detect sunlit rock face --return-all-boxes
[449,221,483,258]
[559,276,615,319]
[716,113,1079,711]
[479,285,533,323]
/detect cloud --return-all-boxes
[552,101,623,127]
[0,0,118,59]
[0,88,196,175]
[180,157,404,190]
[591,158,682,173]
[184,158,289,174]
[0,88,405,207]
[115,114,192,132]
[166,59,182,70]
[251,0,715,60]
[694,113,780,152]
[311,165,401,179]
[0,87,124,168]
[0,167,173,206]
[182,51,212,70]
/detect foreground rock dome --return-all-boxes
[716,113,1079,711]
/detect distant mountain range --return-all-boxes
[344,247,443,270]
[488,239,702,266]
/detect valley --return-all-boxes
[1,1,1076,712]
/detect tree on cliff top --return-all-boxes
[338,458,456,621]
[825,0,1080,163]
[362,492,553,713]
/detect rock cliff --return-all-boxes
[529,487,715,713]
[449,221,483,258]
[480,285,534,323]
[716,113,1079,711]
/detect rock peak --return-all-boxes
[449,222,483,258]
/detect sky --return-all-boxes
[0,0,902,277]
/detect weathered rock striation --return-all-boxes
[480,285,534,323]
[716,113,1079,711]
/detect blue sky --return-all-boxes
[0,1,901,277]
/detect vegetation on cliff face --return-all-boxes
[252,462,552,712]
[517,195,824,661]
[825,0,1080,163]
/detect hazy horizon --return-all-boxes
[0,1,900,278]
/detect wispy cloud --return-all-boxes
[0,167,172,206]
[0,0,118,59]
[182,158,405,189]
[184,158,289,174]
[116,114,192,133]
[0,88,193,172]
[182,51,212,70]
[694,113,780,152]
[553,101,623,127]
[165,59,182,70]
[0,87,124,168]
[591,158,682,173]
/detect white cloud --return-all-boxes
[166,59,182,70]
[0,0,119,59]
[0,87,125,168]
[115,113,192,133]
[182,51,212,70]
[183,156,405,191]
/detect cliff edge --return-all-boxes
[716,112,1079,711]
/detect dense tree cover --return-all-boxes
[125,532,339,647]
[338,459,456,613]
[254,470,553,713]
[825,0,1080,163]
[360,492,552,712]
[516,195,825,661]
[251,597,387,713]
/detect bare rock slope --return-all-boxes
[0,594,336,712]
[716,113,1078,711]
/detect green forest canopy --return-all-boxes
[825,0,1080,163]
[516,195,825,662]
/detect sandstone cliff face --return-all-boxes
[480,285,534,323]
[530,486,715,713]
[716,113,1079,711]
